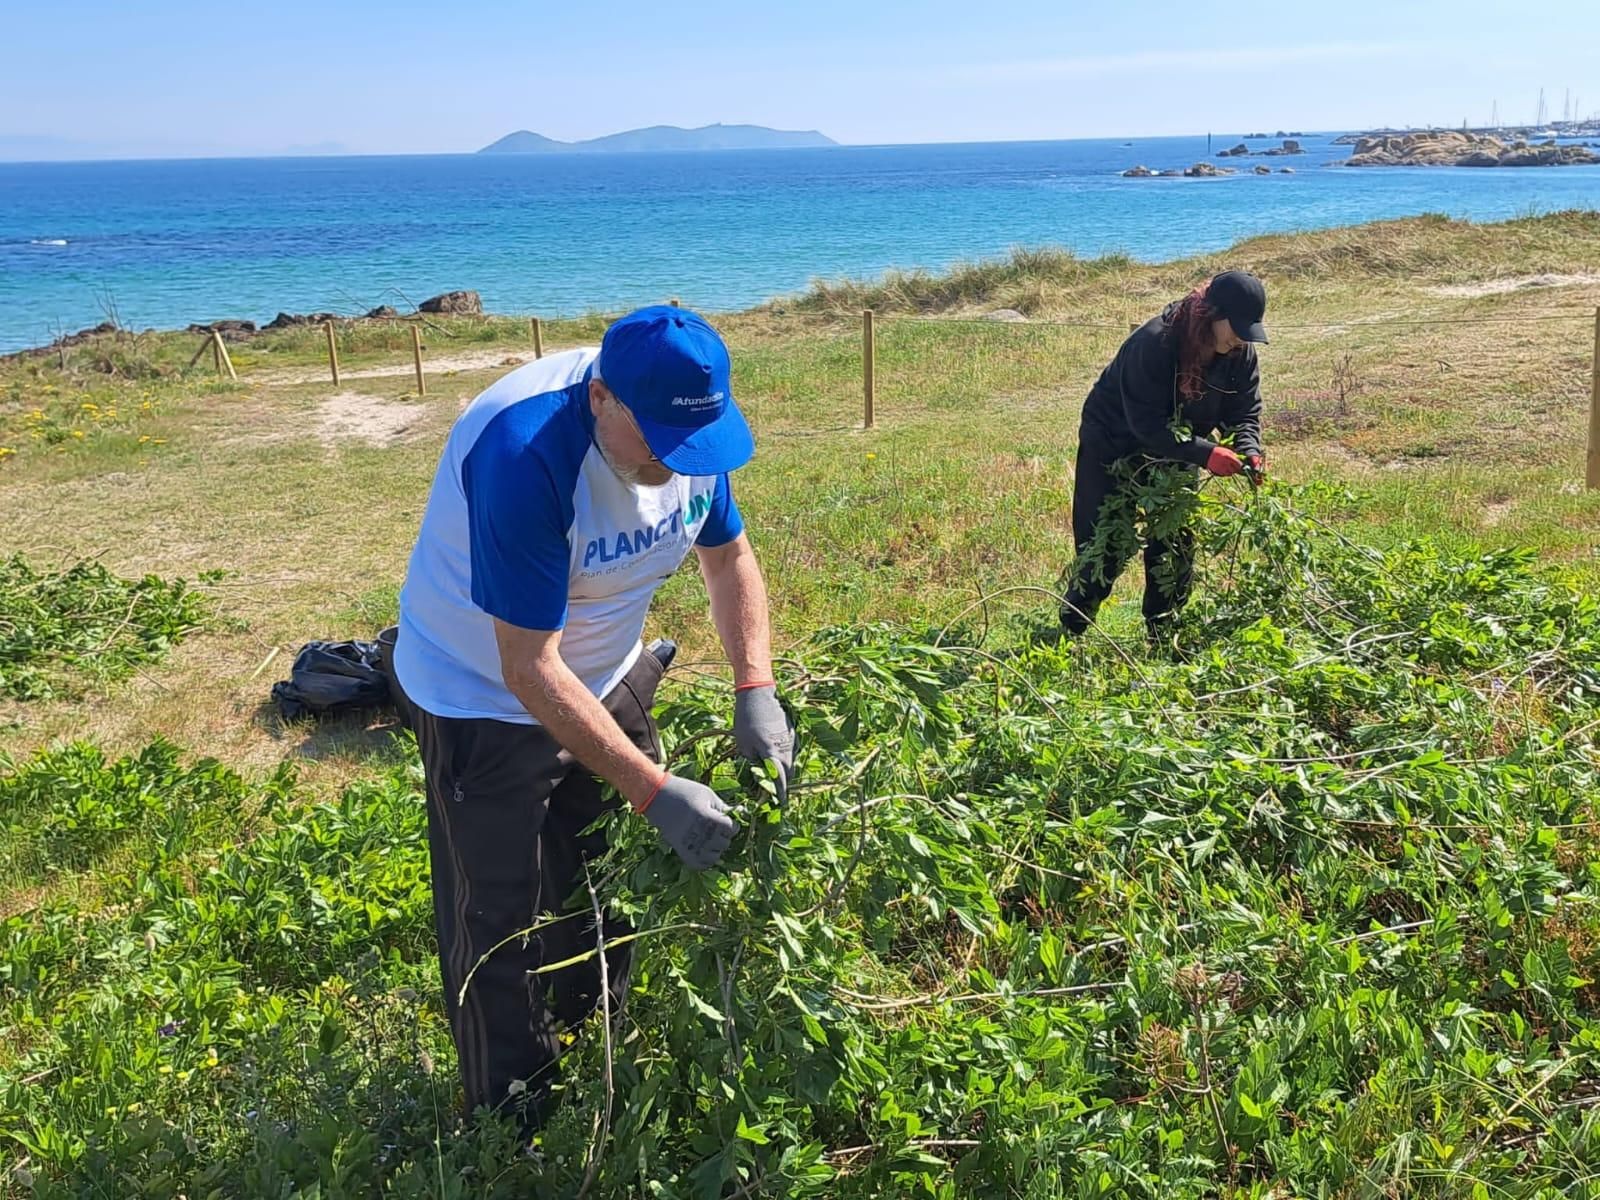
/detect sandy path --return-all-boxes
[1427,273,1600,298]
[254,347,533,386]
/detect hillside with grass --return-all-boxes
[2,212,1600,1197]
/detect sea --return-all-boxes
[3,134,1600,353]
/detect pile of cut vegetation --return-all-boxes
[0,555,212,701]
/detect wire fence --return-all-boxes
[185,299,1600,490]
[862,310,1600,330]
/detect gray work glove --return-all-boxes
[733,684,797,804]
[643,774,737,870]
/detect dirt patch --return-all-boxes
[316,392,427,446]
[1426,273,1600,298]
[0,882,49,921]
[1318,442,1378,472]
[1482,499,1515,526]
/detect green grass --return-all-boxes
[1,212,1599,1196]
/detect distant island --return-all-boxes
[478,123,838,155]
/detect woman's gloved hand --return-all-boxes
[1206,446,1244,477]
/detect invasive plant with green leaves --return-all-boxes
[0,555,214,700]
[3,487,1600,1198]
[1065,457,1204,603]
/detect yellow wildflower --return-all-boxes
[151,438,166,445]
[865,452,877,460]
[71,430,86,439]
[138,435,150,444]
[0,447,14,459]
[158,1064,173,1075]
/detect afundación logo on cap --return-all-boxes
[670,390,725,409]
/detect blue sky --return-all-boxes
[4,0,1598,159]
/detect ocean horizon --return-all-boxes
[4,133,1600,353]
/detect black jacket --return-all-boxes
[1079,302,1263,466]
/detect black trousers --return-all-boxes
[396,646,666,1122]
[1060,437,1198,634]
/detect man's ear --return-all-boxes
[589,378,605,417]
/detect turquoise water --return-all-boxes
[3,134,1599,352]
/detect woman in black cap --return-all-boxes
[1059,270,1268,640]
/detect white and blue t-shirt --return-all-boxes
[394,348,743,723]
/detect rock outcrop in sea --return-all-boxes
[418,290,483,315]
[1121,162,1241,178]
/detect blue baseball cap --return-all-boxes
[598,306,754,475]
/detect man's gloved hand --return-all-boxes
[1206,446,1244,477]
[639,773,736,870]
[1245,454,1266,488]
[733,683,796,804]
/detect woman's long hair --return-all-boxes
[1168,285,1218,400]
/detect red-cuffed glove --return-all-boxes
[1206,446,1244,477]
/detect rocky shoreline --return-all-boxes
[190,290,483,341]
[1344,131,1598,168]
[3,291,487,359]
[1121,129,1598,177]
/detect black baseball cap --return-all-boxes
[1206,271,1269,344]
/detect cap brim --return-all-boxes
[634,399,755,475]
[1233,317,1269,344]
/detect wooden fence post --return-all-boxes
[862,309,876,429]
[1588,306,1600,490]
[211,330,237,381]
[531,317,544,359]
[324,321,340,386]
[411,325,427,397]
[187,336,213,373]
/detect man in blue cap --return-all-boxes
[392,304,794,1128]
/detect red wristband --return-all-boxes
[734,679,776,692]
[634,768,668,815]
